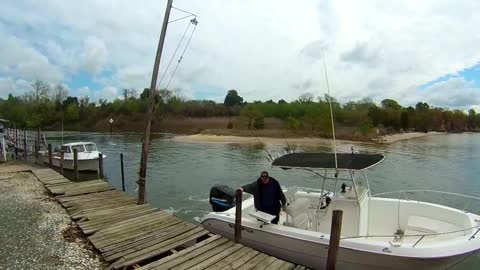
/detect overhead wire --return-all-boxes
[156,22,192,89]
[165,21,197,90]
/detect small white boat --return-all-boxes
[201,152,480,270]
[40,142,107,172]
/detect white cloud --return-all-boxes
[81,36,108,75]
[94,86,118,102]
[0,0,479,106]
[410,77,480,108]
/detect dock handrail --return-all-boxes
[371,189,480,214]
[341,225,480,247]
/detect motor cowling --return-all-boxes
[209,184,236,212]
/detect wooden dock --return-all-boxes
[8,166,309,270]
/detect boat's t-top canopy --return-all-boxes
[271,152,384,171]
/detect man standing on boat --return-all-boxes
[240,171,286,224]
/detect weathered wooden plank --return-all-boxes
[203,246,251,270]
[91,214,177,242]
[235,253,269,270]
[78,204,153,220]
[109,227,209,269]
[57,190,124,203]
[101,223,196,256]
[80,209,161,234]
[70,201,138,219]
[174,242,242,270]
[50,182,111,195]
[277,262,296,270]
[56,185,115,197]
[137,236,224,270]
[66,197,136,212]
[103,223,197,262]
[93,218,183,250]
[227,249,261,270]
[263,259,289,270]
[249,256,277,270]
[86,210,168,237]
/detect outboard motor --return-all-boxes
[209,184,236,212]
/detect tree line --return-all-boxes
[1,80,480,136]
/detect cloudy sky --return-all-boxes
[1,0,479,108]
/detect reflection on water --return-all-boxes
[44,131,480,269]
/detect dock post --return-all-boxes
[326,210,343,270]
[37,127,41,157]
[98,152,104,179]
[234,189,243,242]
[60,150,64,175]
[73,148,79,181]
[120,153,125,192]
[14,125,18,159]
[48,144,53,168]
[23,129,27,160]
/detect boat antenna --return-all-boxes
[250,130,274,162]
[321,43,338,176]
[283,133,292,153]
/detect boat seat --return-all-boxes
[284,197,311,229]
[406,215,461,234]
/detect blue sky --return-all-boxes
[1,0,480,108]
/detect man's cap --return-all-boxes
[260,171,269,177]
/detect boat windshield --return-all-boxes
[71,145,85,153]
[85,144,97,151]
[61,146,71,153]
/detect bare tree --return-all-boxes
[29,80,51,102]
[52,84,68,103]
[298,92,314,103]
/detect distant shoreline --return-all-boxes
[172,132,441,145]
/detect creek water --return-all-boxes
[45,132,480,268]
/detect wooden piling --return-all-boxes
[48,144,53,168]
[60,150,64,175]
[23,129,27,160]
[326,210,343,270]
[73,148,79,181]
[234,189,242,242]
[37,127,41,156]
[120,153,125,192]
[98,152,104,179]
[14,125,18,159]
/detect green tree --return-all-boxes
[224,90,243,107]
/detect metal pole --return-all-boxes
[14,123,18,159]
[73,148,79,181]
[98,152,104,179]
[326,210,343,270]
[48,144,53,168]
[120,153,125,192]
[137,0,173,205]
[60,150,64,175]
[234,189,243,242]
[23,129,27,160]
[37,127,40,161]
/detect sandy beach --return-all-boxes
[172,132,439,146]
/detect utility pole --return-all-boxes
[137,0,173,204]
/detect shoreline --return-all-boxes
[172,132,441,146]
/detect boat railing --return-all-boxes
[341,225,480,248]
[371,189,480,215]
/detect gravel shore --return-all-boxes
[0,171,106,270]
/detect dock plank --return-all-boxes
[1,165,309,270]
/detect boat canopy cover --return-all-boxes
[271,153,384,170]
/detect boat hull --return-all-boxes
[201,218,476,270]
[41,155,103,172]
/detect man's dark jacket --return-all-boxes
[242,177,286,214]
